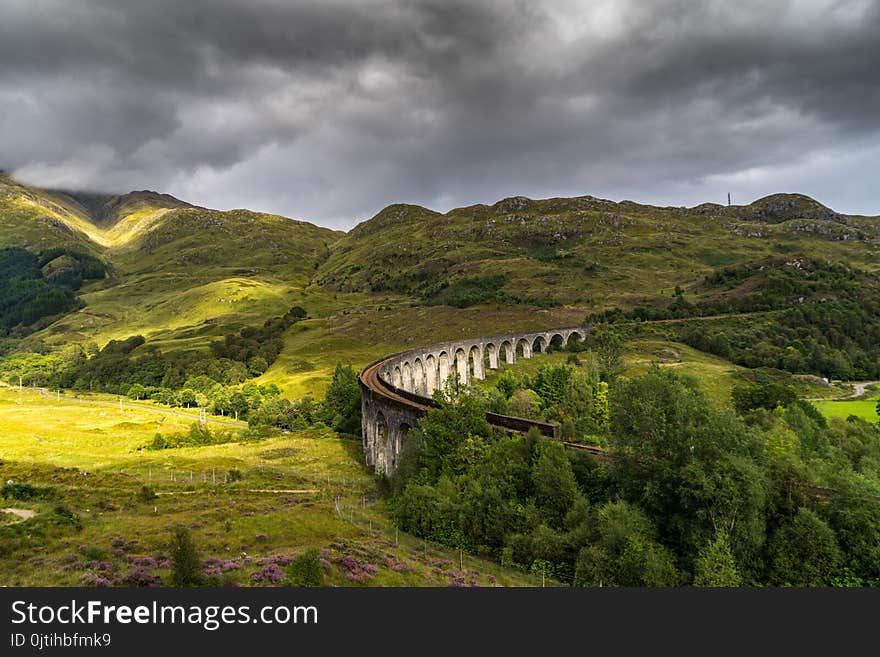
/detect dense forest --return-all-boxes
[589,258,880,380]
[0,247,107,334]
[388,364,880,586]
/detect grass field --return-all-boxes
[0,387,542,587]
[815,398,880,424]
[624,339,743,406]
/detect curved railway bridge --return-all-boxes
[358,326,604,474]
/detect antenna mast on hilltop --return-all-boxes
[727,193,731,206]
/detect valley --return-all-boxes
[1,173,879,587]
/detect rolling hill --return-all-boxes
[0,174,344,354]
[2,174,879,589]
[2,173,880,395]
[315,193,880,312]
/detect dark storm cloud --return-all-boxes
[2,0,880,227]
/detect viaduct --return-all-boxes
[358,326,593,474]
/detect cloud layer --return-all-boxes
[3,0,879,227]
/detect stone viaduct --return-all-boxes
[359,326,590,474]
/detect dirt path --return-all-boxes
[155,489,319,496]
[809,381,880,402]
[630,310,779,325]
[1,508,36,522]
[846,382,880,399]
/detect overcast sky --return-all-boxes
[2,0,879,229]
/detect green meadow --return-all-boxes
[816,398,880,424]
[0,385,543,586]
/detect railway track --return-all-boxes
[359,352,607,460]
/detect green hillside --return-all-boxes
[0,174,103,254]
[3,174,880,394]
[45,206,341,349]
[316,193,880,312]
[2,175,879,588]
[0,175,343,354]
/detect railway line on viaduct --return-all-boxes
[358,326,604,474]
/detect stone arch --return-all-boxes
[500,340,515,365]
[392,366,403,388]
[516,337,532,359]
[484,343,499,370]
[393,423,412,469]
[565,332,583,351]
[532,335,547,354]
[469,345,484,380]
[438,352,451,387]
[548,333,565,352]
[413,359,425,394]
[375,412,390,474]
[402,362,414,391]
[455,348,469,384]
[425,354,438,394]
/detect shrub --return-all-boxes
[251,562,284,584]
[53,504,81,529]
[139,486,157,502]
[2,482,51,501]
[286,548,323,587]
[80,545,109,561]
[118,567,162,587]
[169,526,202,587]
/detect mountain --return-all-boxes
[49,188,190,228]
[0,174,343,350]
[0,173,103,253]
[315,192,880,311]
[3,172,880,395]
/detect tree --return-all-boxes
[573,501,680,587]
[177,388,197,408]
[169,525,202,586]
[250,396,299,430]
[319,362,361,435]
[127,383,146,401]
[225,361,248,384]
[591,381,610,431]
[59,343,87,368]
[694,530,742,586]
[709,333,732,359]
[532,364,573,409]
[731,382,797,415]
[592,330,626,381]
[822,472,880,582]
[495,370,519,399]
[247,356,268,377]
[418,376,491,479]
[229,392,249,421]
[764,413,800,458]
[532,441,580,528]
[766,507,842,586]
[508,389,540,418]
[609,366,767,566]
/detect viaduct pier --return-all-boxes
[358,326,592,473]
